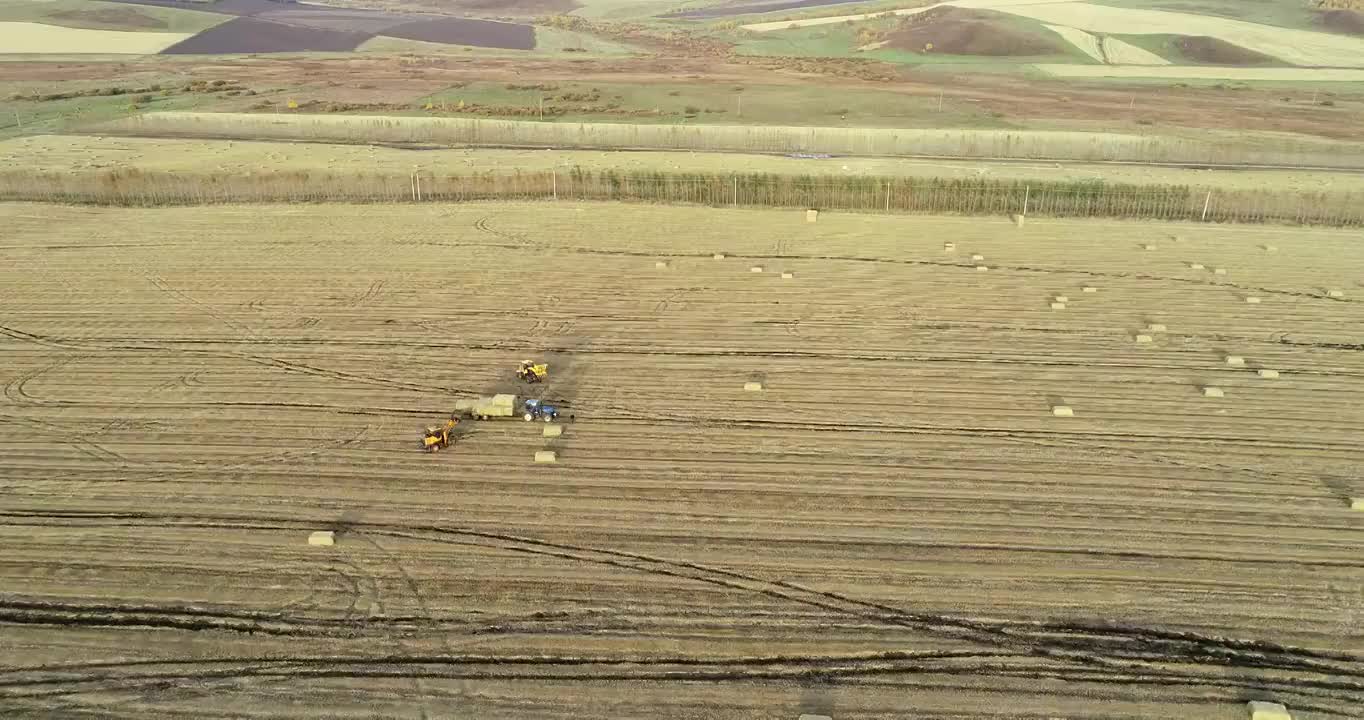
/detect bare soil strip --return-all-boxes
[380,17,535,50]
[160,16,373,54]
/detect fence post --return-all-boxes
[409,173,416,203]
[732,176,738,207]
[1201,190,1211,222]
[415,172,422,202]
[1022,185,1030,217]
[551,170,557,200]
[885,181,891,212]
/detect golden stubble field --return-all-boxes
[1,202,1362,719]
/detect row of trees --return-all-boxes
[2,167,1359,226]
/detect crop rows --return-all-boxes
[1,202,1362,718]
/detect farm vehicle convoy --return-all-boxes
[421,360,564,453]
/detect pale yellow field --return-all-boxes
[0,21,191,54]
[1045,23,1104,63]
[2,201,1362,718]
[8,134,1364,192]
[1100,35,1170,66]
[1037,64,1364,81]
[1046,24,1170,66]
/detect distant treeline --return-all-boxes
[2,167,1359,226]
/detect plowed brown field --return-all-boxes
[2,202,1362,719]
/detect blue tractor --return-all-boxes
[522,399,560,422]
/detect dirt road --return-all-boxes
[2,202,1362,718]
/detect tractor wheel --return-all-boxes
[524,413,534,421]
[544,414,554,423]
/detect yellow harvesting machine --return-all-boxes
[516,360,548,384]
[421,417,460,453]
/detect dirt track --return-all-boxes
[2,202,1362,718]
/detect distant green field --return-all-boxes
[734,23,866,58]
[0,0,228,33]
[2,88,204,141]
[532,26,640,54]
[417,79,1015,128]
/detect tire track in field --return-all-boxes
[1,634,1359,714]
[473,216,543,251]
[1,322,475,398]
[145,274,258,340]
[3,509,1361,684]
[0,413,133,467]
[424,238,1360,306]
[3,357,80,407]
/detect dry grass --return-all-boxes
[2,201,1362,717]
[4,165,1360,226]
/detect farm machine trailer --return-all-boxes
[454,394,562,422]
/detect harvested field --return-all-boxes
[990,2,1364,67]
[1100,35,1169,65]
[882,7,1069,56]
[1044,23,1102,62]
[0,21,193,53]
[160,16,372,54]
[746,0,1364,66]
[14,134,1364,193]
[1037,64,1364,81]
[1175,35,1278,66]
[2,202,1362,719]
[1044,22,1174,66]
[381,17,535,50]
